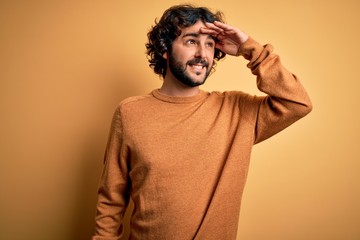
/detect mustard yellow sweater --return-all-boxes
[92,38,312,240]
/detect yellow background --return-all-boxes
[1,1,359,239]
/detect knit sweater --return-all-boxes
[92,38,312,240]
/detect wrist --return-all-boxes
[236,34,250,56]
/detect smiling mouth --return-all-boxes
[190,64,205,70]
[188,64,206,76]
[187,58,208,70]
[189,63,207,71]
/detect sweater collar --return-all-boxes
[151,89,208,104]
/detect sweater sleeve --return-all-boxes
[92,106,130,240]
[238,37,312,144]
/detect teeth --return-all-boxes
[192,65,203,70]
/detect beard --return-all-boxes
[168,52,212,87]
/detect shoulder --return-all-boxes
[108,93,155,121]
[209,90,257,101]
[209,90,265,109]
[117,93,154,110]
[120,93,153,105]
[107,95,148,132]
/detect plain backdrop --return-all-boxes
[0,0,359,240]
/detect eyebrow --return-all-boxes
[182,32,216,41]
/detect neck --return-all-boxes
[160,75,200,97]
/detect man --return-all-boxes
[92,4,312,240]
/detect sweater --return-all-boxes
[92,38,312,240]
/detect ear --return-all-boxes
[162,52,168,59]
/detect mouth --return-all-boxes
[189,63,206,71]
[186,58,210,76]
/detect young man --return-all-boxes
[92,4,312,240]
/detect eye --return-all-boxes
[185,39,196,45]
[206,41,215,48]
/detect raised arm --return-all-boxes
[202,21,312,143]
[243,38,312,143]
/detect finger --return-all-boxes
[199,28,218,39]
[200,27,217,34]
[200,26,225,40]
[204,22,224,33]
[214,21,246,38]
[213,21,233,31]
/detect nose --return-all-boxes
[195,44,206,58]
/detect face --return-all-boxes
[164,21,215,87]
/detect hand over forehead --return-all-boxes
[200,21,249,56]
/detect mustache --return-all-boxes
[186,58,209,68]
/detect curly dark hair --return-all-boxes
[146,4,226,78]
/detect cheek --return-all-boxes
[175,52,192,63]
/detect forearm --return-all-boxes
[93,184,129,239]
[238,37,312,143]
[241,37,311,106]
